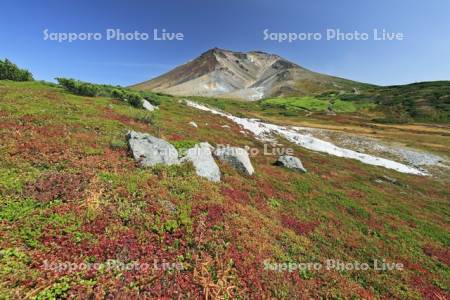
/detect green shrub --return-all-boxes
[55,77,160,109]
[268,198,281,208]
[56,78,99,97]
[110,88,144,108]
[126,93,144,108]
[171,140,198,157]
[0,59,33,81]
[109,139,127,150]
[77,82,99,97]
[111,89,124,99]
[142,93,161,106]
[136,113,156,125]
[35,277,71,299]
[372,117,410,124]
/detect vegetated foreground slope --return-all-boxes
[0,81,449,299]
[132,48,366,101]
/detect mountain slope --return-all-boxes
[132,48,368,100]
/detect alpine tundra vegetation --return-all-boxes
[0,55,449,298]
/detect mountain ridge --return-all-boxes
[132,48,367,100]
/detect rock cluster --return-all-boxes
[127,131,256,182]
[127,131,307,181]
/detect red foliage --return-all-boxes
[206,204,226,226]
[101,107,148,131]
[74,148,135,172]
[411,276,450,300]
[221,187,250,204]
[14,136,71,165]
[224,244,268,295]
[24,171,93,202]
[167,133,184,141]
[255,179,276,200]
[366,215,384,231]
[423,244,450,266]
[280,214,319,235]
[347,189,365,199]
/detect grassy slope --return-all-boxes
[261,96,376,113]
[0,81,449,299]
[334,81,450,123]
[249,81,450,123]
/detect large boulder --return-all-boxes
[275,155,307,173]
[127,131,179,166]
[214,146,254,175]
[181,143,221,182]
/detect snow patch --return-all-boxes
[185,100,428,176]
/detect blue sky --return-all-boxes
[1,0,449,86]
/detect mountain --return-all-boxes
[132,48,367,100]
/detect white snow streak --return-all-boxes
[185,100,427,176]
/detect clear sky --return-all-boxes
[1,0,449,86]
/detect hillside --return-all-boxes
[0,80,449,299]
[332,81,450,123]
[132,48,366,100]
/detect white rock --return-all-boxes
[127,131,179,166]
[189,121,198,128]
[214,146,254,175]
[142,100,158,112]
[182,143,220,182]
[275,155,307,173]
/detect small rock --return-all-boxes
[189,121,198,128]
[127,131,179,166]
[374,175,408,187]
[214,146,254,175]
[326,108,336,116]
[381,175,397,184]
[142,100,158,112]
[275,155,307,173]
[182,143,220,182]
[221,125,230,128]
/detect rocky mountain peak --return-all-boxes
[132,48,360,100]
